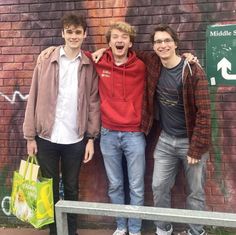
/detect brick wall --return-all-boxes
[0,0,236,227]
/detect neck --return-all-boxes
[64,46,81,59]
[113,55,128,66]
[161,55,181,69]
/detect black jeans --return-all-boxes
[36,136,85,235]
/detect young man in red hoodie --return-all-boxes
[96,22,146,235]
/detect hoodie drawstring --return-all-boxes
[111,63,127,101]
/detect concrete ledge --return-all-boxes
[55,200,236,235]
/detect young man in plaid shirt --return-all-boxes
[137,24,211,235]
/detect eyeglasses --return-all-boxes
[153,38,174,45]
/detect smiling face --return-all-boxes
[153,31,177,60]
[108,28,132,61]
[62,24,87,51]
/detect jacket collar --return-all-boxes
[50,46,91,65]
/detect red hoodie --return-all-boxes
[95,49,146,132]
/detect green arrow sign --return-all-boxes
[206,24,236,86]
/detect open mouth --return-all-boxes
[116,45,124,50]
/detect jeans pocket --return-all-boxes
[101,127,110,136]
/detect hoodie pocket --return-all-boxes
[101,99,141,126]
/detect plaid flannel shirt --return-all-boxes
[138,51,211,159]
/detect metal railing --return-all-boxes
[55,200,236,235]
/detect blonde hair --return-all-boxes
[105,21,136,43]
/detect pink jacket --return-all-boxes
[23,46,100,140]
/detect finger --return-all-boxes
[95,56,99,63]
[83,156,88,163]
[83,154,91,163]
[83,150,88,163]
[188,158,196,165]
[84,156,91,163]
[192,159,200,165]
[189,159,194,164]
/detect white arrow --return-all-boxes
[217,57,236,80]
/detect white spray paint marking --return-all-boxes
[1,196,11,216]
[0,91,28,104]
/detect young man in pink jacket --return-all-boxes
[23,14,100,235]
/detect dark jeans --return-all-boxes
[36,136,85,235]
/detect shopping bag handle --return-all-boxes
[30,155,43,179]
[30,154,38,165]
[23,155,39,180]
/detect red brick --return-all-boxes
[88,9,113,18]
[21,12,39,21]
[1,30,21,38]
[112,8,127,17]
[10,5,29,13]
[0,71,14,79]
[128,0,152,6]
[14,55,34,63]
[0,55,14,63]
[1,14,20,22]
[0,22,11,29]
[21,46,40,54]
[0,39,13,46]
[0,6,10,14]
[78,1,99,9]
[2,47,22,55]
[14,70,33,78]
[21,30,40,38]
[12,21,32,30]
[100,0,125,8]
[23,63,36,70]
[13,38,33,46]
[206,195,225,204]
[23,79,33,86]
[3,63,23,71]
[100,17,124,26]
[29,3,51,12]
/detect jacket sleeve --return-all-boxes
[86,66,100,138]
[187,64,211,159]
[135,50,154,62]
[23,64,40,140]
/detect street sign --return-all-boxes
[206,24,236,86]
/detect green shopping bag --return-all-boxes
[10,155,54,228]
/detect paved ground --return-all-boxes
[1,227,235,235]
[0,228,155,235]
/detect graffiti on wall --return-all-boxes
[0,91,28,104]
[0,90,29,218]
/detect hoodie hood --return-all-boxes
[103,48,140,67]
